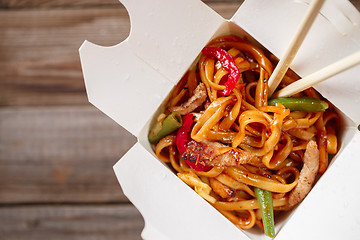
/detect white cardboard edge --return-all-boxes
[113,142,251,240]
[276,129,360,240]
[121,0,225,83]
[79,0,226,136]
[141,222,169,240]
[79,40,174,137]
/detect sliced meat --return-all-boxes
[181,140,258,168]
[168,82,207,115]
[288,140,319,208]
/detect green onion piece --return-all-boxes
[254,187,275,238]
[268,97,329,112]
[148,112,182,144]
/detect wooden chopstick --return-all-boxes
[272,50,360,98]
[267,0,325,97]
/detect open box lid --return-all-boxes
[79,0,360,239]
[114,142,250,240]
[79,0,224,137]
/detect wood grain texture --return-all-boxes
[0,106,136,203]
[0,0,118,8]
[0,0,242,9]
[0,204,144,240]
[0,6,130,106]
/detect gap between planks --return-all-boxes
[0,204,144,240]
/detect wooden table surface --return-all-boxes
[1,1,359,239]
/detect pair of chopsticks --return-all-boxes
[267,0,360,98]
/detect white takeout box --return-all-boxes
[79,0,360,239]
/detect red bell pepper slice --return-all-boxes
[176,114,211,172]
[202,46,240,96]
[176,114,194,155]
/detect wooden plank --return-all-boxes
[0,3,240,107]
[0,0,119,8]
[0,204,144,240]
[0,0,243,9]
[0,6,130,106]
[0,106,137,204]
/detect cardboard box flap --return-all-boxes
[79,40,174,136]
[79,0,226,136]
[114,142,251,240]
[141,222,169,240]
[121,0,225,83]
[275,131,360,239]
[232,0,360,124]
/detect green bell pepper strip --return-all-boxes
[148,112,182,144]
[254,187,275,238]
[268,97,328,112]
